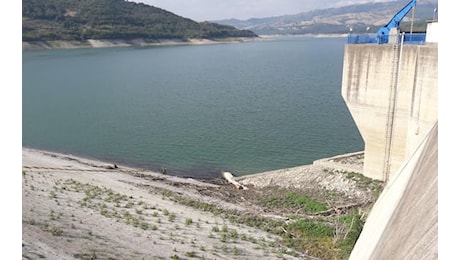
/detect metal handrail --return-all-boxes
[347,33,426,45]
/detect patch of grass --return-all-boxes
[229,229,238,239]
[168,213,176,222]
[44,225,63,236]
[100,208,110,217]
[185,218,193,226]
[282,217,363,259]
[220,233,228,243]
[124,202,134,208]
[261,192,327,213]
[74,251,97,260]
[232,246,242,256]
[344,171,384,199]
[138,184,367,259]
[221,225,228,233]
[140,222,149,230]
[185,251,196,257]
[335,214,365,259]
[287,220,333,237]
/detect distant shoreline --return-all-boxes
[22,37,258,51]
[258,33,348,38]
[22,34,348,51]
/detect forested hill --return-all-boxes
[22,0,257,42]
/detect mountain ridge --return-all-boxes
[214,0,438,35]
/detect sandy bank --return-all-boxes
[22,148,302,259]
[22,147,377,259]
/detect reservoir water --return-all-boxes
[22,36,364,177]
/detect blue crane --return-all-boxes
[377,0,417,43]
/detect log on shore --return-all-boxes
[222,171,248,190]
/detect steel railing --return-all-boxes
[347,33,426,45]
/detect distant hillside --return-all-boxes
[22,0,257,42]
[215,0,438,35]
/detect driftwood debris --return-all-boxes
[222,171,248,190]
[104,164,118,170]
[313,201,369,216]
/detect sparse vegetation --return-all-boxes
[23,151,379,260]
[43,225,63,236]
[140,222,149,230]
[344,171,384,199]
[232,246,242,256]
[185,218,193,226]
[151,178,372,259]
[261,192,327,213]
[168,213,176,222]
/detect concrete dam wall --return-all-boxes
[349,122,437,259]
[342,27,438,258]
[342,43,438,181]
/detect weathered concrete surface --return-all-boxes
[342,43,438,181]
[350,122,437,260]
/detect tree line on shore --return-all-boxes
[22,0,258,41]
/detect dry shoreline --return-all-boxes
[22,147,302,259]
[22,147,377,259]
[22,37,260,51]
[22,34,347,51]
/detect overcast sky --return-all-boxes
[133,0,398,21]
